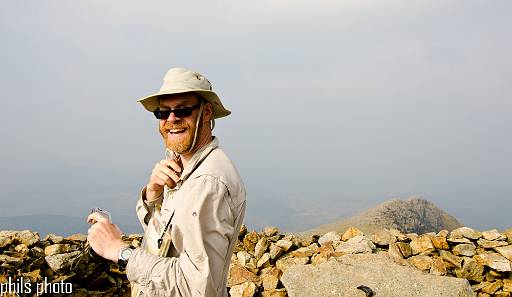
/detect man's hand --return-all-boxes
[146,159,182,201]
[86,212,128,263]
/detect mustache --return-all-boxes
[163,122,188,130]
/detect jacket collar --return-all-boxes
[165,136,219,185]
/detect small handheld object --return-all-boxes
[87,208,112,258]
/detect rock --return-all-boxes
[495,245,512,261]
[261,267,282,290]
[227,263,260,287]
[275,240,293,252]
[0,254,24,267]
[341,227,363,241]
[229,281,257,297]
[237,251,253,267]
[276,255,308,272]
[396,242,413,258]
[14,243,29,254]
[387,242,407,265]
[455,257,485,282]
[408,255,433,271]
[439,250,463,268]
[243,231,260,252]
[388,228,407,241]
[481,280,503,295]
[0,232,13,248]
[453,243,476,257]
[317,231,340,246]
[281,254,474,297]
[451,227,483,240]
[371,229,396,246]
[431,235,450,250]
[474,253,511,272]
[477,239,508,248]
[290,246,315,258]
[410,235,435,255]
[257,253,271,268]
[44,251,81,273]
[335,235,375,254]
[261,289,287,297]
[263,226,279,237]
[66,233,87,242]
[503,279,512,292]
[44,233,65,244]
[254,237,269,260]
[298,235,318,247]
[269,244,284,260]
[430,256,447,276]
[482,229,506,241]
[15,230,40,246]
[44,244,78,256]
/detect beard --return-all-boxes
[159,120,197,154]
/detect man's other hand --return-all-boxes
[86,212,127,263]
[146,159,182,201]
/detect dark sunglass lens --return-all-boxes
[172,108,193,118]
[153,110,170,119]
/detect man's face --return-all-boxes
[158,93,202,154]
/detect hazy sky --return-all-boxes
[1,1,510,233]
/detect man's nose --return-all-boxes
[166,111,179,122]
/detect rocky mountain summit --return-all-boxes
[299,196,462,237]
[1,225,512,297]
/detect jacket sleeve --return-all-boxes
[135,186,164,232]
[126,175,235,297]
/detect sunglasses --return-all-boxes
[153,103,201,120]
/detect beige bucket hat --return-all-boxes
[137,67,231,119]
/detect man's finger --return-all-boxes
[160,159,182,173]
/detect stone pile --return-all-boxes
[1,226,511,297]
[227,226,512,297]
[0,230,140,296]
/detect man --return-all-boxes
[87,67,246,297]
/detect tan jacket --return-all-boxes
[126,137,246,297]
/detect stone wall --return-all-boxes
[1,226,511,297]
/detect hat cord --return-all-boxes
[186,99,204,154]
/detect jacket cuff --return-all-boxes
[137,186,164,226]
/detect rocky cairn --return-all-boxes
[1,226,511,297]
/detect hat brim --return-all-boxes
[137,89,231,119]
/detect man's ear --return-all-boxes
[203,102,213,122]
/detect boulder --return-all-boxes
[281,254,475,297]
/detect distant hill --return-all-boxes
[0,214,142,237]
[298,197,462,237]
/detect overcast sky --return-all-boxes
[1,1,510,233]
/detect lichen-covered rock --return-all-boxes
[495,245,512,261]
[317,231,340,246]
[44,243,79,256]
[408,255,433,271]
[335,235,375,254]
[341,227,363,241]
[410,235,435,255]
[371,229,397,246]
[281,254,474,297]
[254,237,269,260]
[15,230,40,246]
[229,281,257,297]
[227,263,260,287]
[455,257,485,282]
[453,243,477,257]
[44,250,81,273]
[451,227,483,240]
[263,226,279,237]
[474,253,511,272]
[482,229,506,241]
